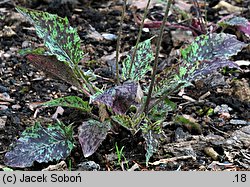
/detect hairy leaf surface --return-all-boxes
[78,120,111,157]
[4,122,74,168]
[122,38,154,81]
[16,6,83,68]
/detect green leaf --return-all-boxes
[111,113,145,133]
[2,167,14,171]
[153,68,189,98]
[174,115,202,135]
[149,98,176,122]
[19,47,46,56]
[41,96,91,112]
[16,6,83,68]
[141,120,162,166]
[78,120,111,157]
[4,122,74,168]
[122,38,154,81]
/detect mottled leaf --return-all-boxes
[149,98,176,122]
[41,96,91,112]
[220,16,248,27]
[19,47,46,56]
[26,54,83,89]
[181,33,247,63]
[152,68,189,98]
[141,120,162,166]
[122,38,154,81]
[4,122,74,168]
[93,82,143,114]
[111,113,145,133]
[238,22,250,36]
[180,33,246,80]
[219,16,250,36]
[78,120,111,157]
[189,58,240,80]
[143,130,159,166]
[16,6,83,68]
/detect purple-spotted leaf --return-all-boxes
[219,16,248,27]
[189,58,240,80]
[122,38,154,81]
[181,33,247,63]
[26,54,82,89]
[16,6,83,68]
[78,120,111,157]
[180,33,247,80]
[93,82,143,114]
[219,16,250,36]
[141,120,162,166]
[40,96,91,112]
[111,113,145,134]
[4,122,74,168]
[238,22,250,36]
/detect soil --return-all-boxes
[0,0,250,171]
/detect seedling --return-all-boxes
[4,3,248,168]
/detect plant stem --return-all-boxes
[115,0,127,85]
[143,0,173,114]
[128,0,151,77]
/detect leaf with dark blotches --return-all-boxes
[122,38,154,81]
[219,16,250,36]
[78,120,111,157]
[93,82,143,114]
[141,120,162,166]
[40,96,91,112]
[179,33,246,80]
[4,122,74,168]
[219,16,248,27]
[189,58,240,80]
[181,33,247,64]
[16,6,83,68]
[26,54,82,89]
[111,113,145,134]
[238,22,250,36]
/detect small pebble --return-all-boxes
[0,116,7,129]
[230,119,250,125]
[22,41,30,48]
[12,104,21,110]
[77,161,100,171]
[102,33,118,41]
[0,105,8,110]
[0,85,8,93]
[3,53,11,58]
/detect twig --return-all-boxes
[210,125,230,137]
[149,155,196,166]
[144,0,173,114]
[0,150,7,154]
[115,0,127,85]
